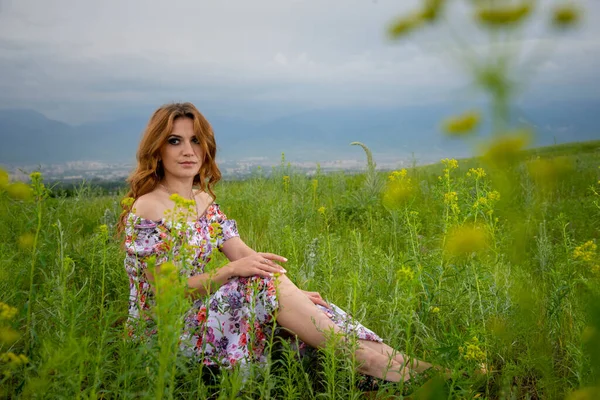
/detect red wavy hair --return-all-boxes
[116,102,221,234]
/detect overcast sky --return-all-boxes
[0,0,598,124]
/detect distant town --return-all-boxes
[2,155,418,184]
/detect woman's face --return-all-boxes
[159,117,202,180]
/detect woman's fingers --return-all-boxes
[304,291,330,308]
[258,252,288,263]
[255,253,287,273]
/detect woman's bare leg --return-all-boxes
[358,340,435,374]
[275,275,410,382]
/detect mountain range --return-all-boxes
[1,99,598,166]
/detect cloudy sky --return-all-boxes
[0,0,598,125]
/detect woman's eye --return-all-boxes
[168,137,180,145]
[192,137,200,144]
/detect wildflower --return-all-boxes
[430,306,440,314]
[460,337,486,362]
[317,206,326,215]
[18,233,35,250]
[396,265,415,282]
[475,3,532,28]
[0,328,19,345]
[383,180,415,209]
[99,224,109,235]
[0,303,17,320]
[5,182,33,201]
[467,168,486,179]
[445,224,488,257]
[388,12,425,38]
[283,175,290,192]
[441,158,459,170]
[444,191,458,204]
[121,196,135,208]
[442,111,480,136]
[388,169,408,182]
[421,0,446,22]
[0,352,29,367]
[552,4,580,29]
[487,190,501,201]
[573,241,596,263]
[0,168,8,188]
[480,130,531,167]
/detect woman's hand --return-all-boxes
[224,252,287,279]
[302,290,330,309]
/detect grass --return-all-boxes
[1,140,599,399]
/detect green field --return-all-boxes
[1,140,599,399]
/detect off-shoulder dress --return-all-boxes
[124,203,382,368]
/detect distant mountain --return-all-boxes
[0,100,598,166]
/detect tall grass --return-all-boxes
[1,141,599,398]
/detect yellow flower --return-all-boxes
[0,352,29,367]
[480,130,531,167]
[395,265,415,282]
[468,168,486,179]
[441,158,459,170]
[98,224,109,235]
[552,4,580,29]
[388,169,408,182]
[5,182,33,201]
[121,196,135,208]
[445,224,488,257]
[0,302,17,320]
[430,306,440,314]
[18,233,35,250]
[573,241,596,263]
[387,12,425,38]
[475,3,532,28]
[442,111,480,136]
[487,190,501,202]
[317,206,326,215]
[444,191,458,204]
[0,328,19,345]
[460,337,486,362]
[383,181,415,209]
[421,0,446,22]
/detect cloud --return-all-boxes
[0,0,598,123]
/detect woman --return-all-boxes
[117,102,438,391]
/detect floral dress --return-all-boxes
[124,203,382,369]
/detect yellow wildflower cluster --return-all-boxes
[429,306,440,314]
[396,265,415,282]
[121,196,135,208]
[552,4,580,29]
[442,111,480,136]
[383,170,414,210]
[388,169,408,182]
[317,206,326,215]
[473,190,500,210]
[481,130,531,168]
[18,233,35,250]
[459,337,486,362]
[445,224,488,257]
[467,168,486,179]
[0,328,19,345]
[387,0,445,38]
[0,303,17,320]
[283,175,290,192]
[444,191,458,205]
[441,158,459,170]
[573,241,596,263]
[1,352,29,367]
[475,3,532,28]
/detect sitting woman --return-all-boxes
[117,102,439,392]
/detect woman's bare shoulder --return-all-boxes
[131,191,168,221]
